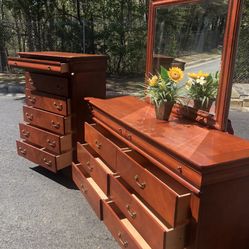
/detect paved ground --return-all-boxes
[0,95,118,249]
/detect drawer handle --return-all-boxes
[118,128,123,135]
[134,175,146,189]
[47,139,56,148]
[80,184,87,194]
[27,95,36,104]
[48,66,51,71]
[25,113,33,121]
[51,121,60,129]
[86,161,93,172]
[43,158,52,167]
[95,140,102,149]
[18,147,27,155]
[126,204,136,219]
[28,79,34,85]
[177,166,183,174]
[53,102,63,111]
[118,232,128,248]
[21,129,30,138]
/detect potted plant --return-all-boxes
[185,71,219,111]
[146,66,184,120]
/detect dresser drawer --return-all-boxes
[77,143,114,195]
[72,162,108,220]
[19,123,72,154]
[16,140,72,172]
[26,89,71,116]
[8,57,69,73]
[23,106,71,135]
[110,176,186,249]
[26,72,69,97]
[84,123,129,171]
[103,201,151,249]
[117,150,191,227]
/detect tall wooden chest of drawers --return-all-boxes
[72,96,249,249]
[8,51,107,172]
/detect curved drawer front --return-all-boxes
[23,106,71,135]
[16,140,72,172]
[19,123,72,154]
[84,123,128,171]
[26,72,69,97]
[103,201,151,249]
[110,176,186,249]
[72,162,108,220]
[77,143,114,195]
[116,149,191,227]
[26,89,70,116]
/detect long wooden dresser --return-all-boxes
[73,96,249,249]
[8,52,107,172]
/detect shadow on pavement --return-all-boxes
[31,166,78,190]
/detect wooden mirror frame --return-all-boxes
[146,0,244,131]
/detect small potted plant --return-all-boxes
[185,71,219,112]
[146,66,184,120]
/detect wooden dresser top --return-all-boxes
[87,96,249,171]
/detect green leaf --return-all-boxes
[160,66,169,81]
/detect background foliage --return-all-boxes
[0,0,248,81]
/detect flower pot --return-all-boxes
[155,101,175,121]
[193,99,214,112]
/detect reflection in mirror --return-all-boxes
[152,1,229,113]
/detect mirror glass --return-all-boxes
[152,0,229,113]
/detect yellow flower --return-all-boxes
[148,75,158,87]
[168,67,184,83]
[188,70,209,79]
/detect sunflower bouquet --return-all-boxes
[185,70,219,111]
[146,66,184,120]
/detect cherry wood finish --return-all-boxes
[110,176,187,249]
[77,142,114,195]
[19,123,72,154]
[9,52,107,172]
[72,162,108,220]
[16,140,72,173]
[84,96,249,249]
[146,0,243,131]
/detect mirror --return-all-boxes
[146,0,243,131]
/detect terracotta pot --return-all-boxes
[155,101,175,121]
[193,99,214,112]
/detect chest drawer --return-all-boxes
[72,162,108,220]
[77,143,114,195]
[110,176,186,249]
[117,149,191,227]
[16,140,72,172]
[19,123,72,154]
[84,123,129,171]
[23,106,71,135]
[26,89,70,116]
[26,72,69,97]
[103,201,151,249]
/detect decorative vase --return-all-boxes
[155,101,175,121]
[193,99,214,112]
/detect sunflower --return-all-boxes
[168,67,184,83]
[148,75,158,87]
[188,71,209,79]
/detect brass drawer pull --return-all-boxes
[126,204,136,219]
[43,158,52,167]
[134,175,146,189]
[127,134,132,141]
[47,139,56,148]
[51,121,60,129]
[18,147,27,155]
[21,129,30,138]
[53,102,63,111]
[95,140,102,149]
[177,166,183,174]
[86,161,93,172]
[118,128,123,135]
[80,184,87,194]
[118,232,128,248]
[47,66,51,71]
[27,95,36,104]
[25,112,33,121]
